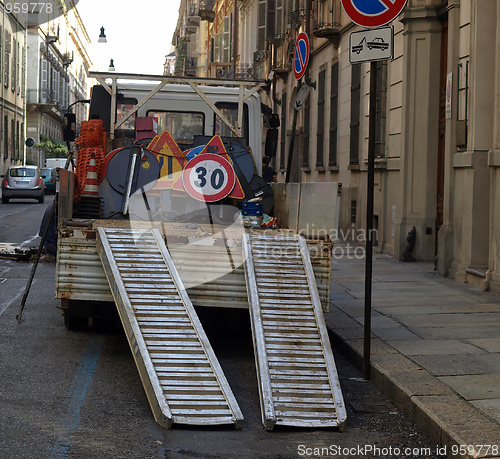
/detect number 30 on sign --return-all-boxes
[182,154,236,202]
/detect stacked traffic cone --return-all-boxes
[75,119,107,198]
[74,154,103,219]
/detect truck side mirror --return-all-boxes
[63,113,76,142]
[265,128,278,158]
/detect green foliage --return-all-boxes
[35,134,68,158]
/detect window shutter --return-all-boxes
[286,0,295,28]
[214,33,221,62]
[223,15,231,63]
[4,31,10,88]
[299,0,306,16]
[257,0,266,51]
[11,38,16,90]
[267,0,275,40]
[349,64,361,165]
[40,57,47,102]
[316,68,326,167]
[276,0,284,38]
[329,61,339,166]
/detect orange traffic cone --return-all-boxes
[74,153,103,218]
[81,154,99,196]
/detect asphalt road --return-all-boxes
[0,196,443,459]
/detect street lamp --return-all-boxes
[108,59,115,71]
[98,26,107,43]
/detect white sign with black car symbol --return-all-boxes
[349,26,394,64]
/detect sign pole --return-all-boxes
[285,107,299,183]
[363,60,377,380]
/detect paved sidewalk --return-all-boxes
[324,243,500,458]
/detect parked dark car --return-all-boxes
[41,167,57,194]
[2,165,45,203]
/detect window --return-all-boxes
[280,92,287,170]
[257,0,267,51]
[351,200,357,224]
[267,0,275,40]
[16,121,20,160]
[4,31,10,88]
[11,38,16,91]
[276,0,284,38]
[4,116,8,159]
[329,61,339,166]
[21,45,25,97]
[11,120,15,159]
[214,33,221,62]
[40,57,48,102]
[10,167,35,178]
[148,110,204,143]
[375,62,387,158]
[115,97,138,132]
[222,15,232,63]
[316,68,326,167]
[302,94,310,168]
[214,102,249,144]
[349,64,361,165]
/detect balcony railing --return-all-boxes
[313,0,341,41]
[27,89,61,107]
[215,63,266,81]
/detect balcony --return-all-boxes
[313,0,341,43]
[27,89,61,109]
[185,57,198,76]
[216,63,263,80]
[199,0,215,22]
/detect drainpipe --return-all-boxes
[304,0,315,89]
[232,0,238,77]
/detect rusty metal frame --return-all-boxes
[87,71,267,140]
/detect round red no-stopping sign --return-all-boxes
[341,0,408,28]
[182,153,236,202]
[294,32,310,80]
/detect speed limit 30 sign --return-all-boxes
[182,153,236,202]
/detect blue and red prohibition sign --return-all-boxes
[293,32,310,80]
[341,0,408,28]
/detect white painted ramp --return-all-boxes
[243,232,347,430]
[96,227,243,429]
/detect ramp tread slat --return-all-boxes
[97,227,243,429]
[243,233,347,430]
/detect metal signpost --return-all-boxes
[341,0,407,380]
[286,33,311,183]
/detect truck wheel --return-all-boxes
[64,315,89,331]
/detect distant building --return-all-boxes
[169,0,500,293]
[0,7,27,176]
[26,3,91,167]
[164,51,176,76]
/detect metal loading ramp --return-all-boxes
[96,227,244,429]
[243,232,347,431]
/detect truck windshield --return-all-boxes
[148,111,204,143]
[214,102,248,144]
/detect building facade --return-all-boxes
[171,0,500,293]
[0,3,27,176]
[26,1,91,167]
